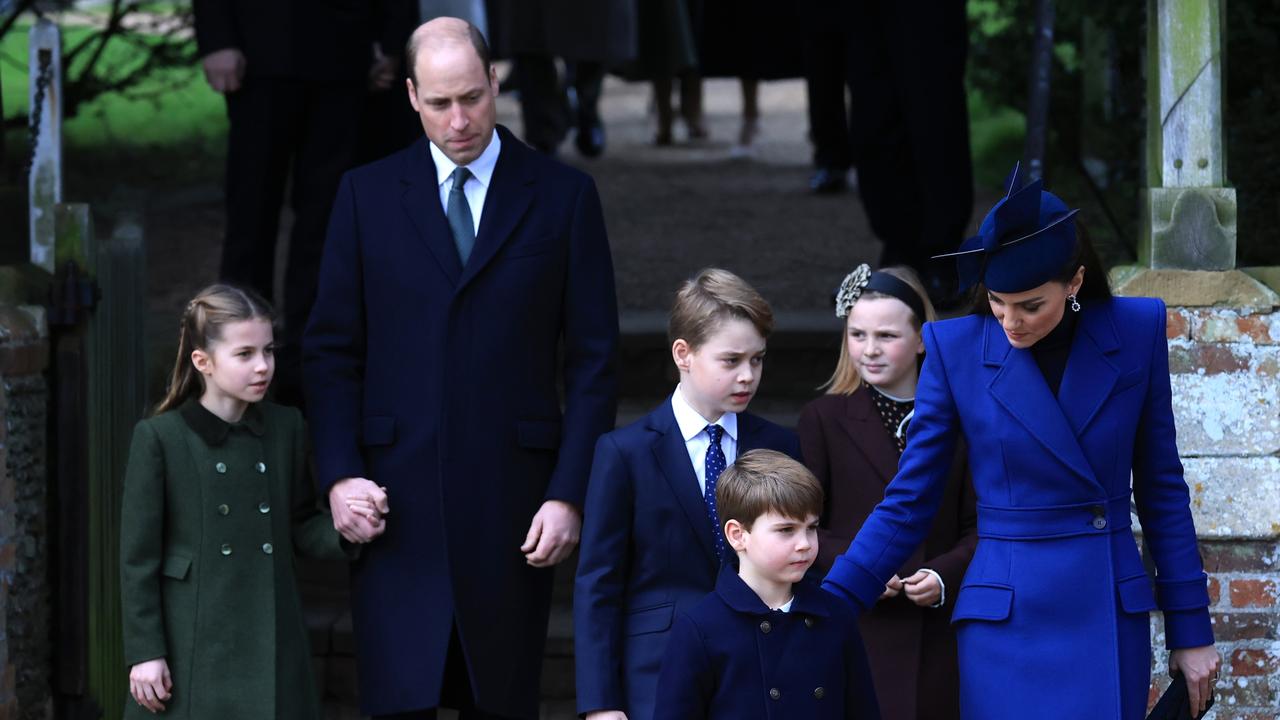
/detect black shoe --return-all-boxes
[575,121,606,158]
[808,167,848,194]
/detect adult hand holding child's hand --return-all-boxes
[522,500,581,567]
[879,574,904,600]
[129,657,172,713]
[330,477,389,543]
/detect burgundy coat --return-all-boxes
[800,388,976,720]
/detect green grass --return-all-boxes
[1,19,225,152]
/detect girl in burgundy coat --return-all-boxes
[799,264,977,720]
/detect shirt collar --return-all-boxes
[672,385,738,443]
[429,128,501,189]
[178,398,265,446]
[713,564,831,618]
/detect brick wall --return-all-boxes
[1150,304,1280,720]
[0,305,50,720]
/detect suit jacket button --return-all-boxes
[262,543,274,555]
[759,620,772,634]
[1092,516,1108,530]
[804,617,814,628]
[768,688,780,700]
[215,462,227,474]
[258,502,270,514]
[217,504,229,516]
[220,543,232,556]
[814,687,825,699]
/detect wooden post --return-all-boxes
[1138,0,1235,270]
[28,18,62,273]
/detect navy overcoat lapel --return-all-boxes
[983,316,1099,487]
[458,126,535,293]
[399,138,463,286]
[1058,303,1122,436]
[649,400,719,568]
[836,389,900,485]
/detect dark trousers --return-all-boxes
[802,0,853,171]
[514,56,605,152]
[372,623,518,720]
[846,0,973,273]
[221,76,364,406]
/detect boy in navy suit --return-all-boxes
[574,268,801,720]
[653,450,880,720]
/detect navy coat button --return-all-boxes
[217,504,229,516]
[220,543,232,556]
[759,620,772,634]
[804,617,814,628]
[215,462,227,474]
[814,687,825,699]
[262,543,274,555]
[258,502,270,514]
[768,688,780,700]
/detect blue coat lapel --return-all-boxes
[458,126,535,293]
[649,399,719,569]
[1058,304,1121,436]
[399,139,463,286]
[983,317,1099,486]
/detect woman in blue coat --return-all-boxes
[823,167,1220,719]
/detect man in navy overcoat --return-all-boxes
[303,18,619,719]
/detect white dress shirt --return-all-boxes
[671,384,739,496]
[429,128,501,235]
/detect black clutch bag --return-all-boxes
[1146,671,1215,720]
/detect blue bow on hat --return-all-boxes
[934,163,1081,293]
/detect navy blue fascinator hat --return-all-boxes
[935,163,1080,293]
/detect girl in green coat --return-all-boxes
[120,285,383,719]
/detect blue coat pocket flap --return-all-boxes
[361,416,396,446]
[1116,574,1158,613]
[952,584,1014,623]
[161,554,191,580]
[517,420,562,450]
[625,603,674,636]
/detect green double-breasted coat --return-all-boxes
[120,400,348,720]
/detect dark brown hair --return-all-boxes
[668,268,774,350]
[153,284,275,415]
[716,449,824,531]
[405,21,491,86]
[968,222,1114,315]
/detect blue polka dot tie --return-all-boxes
[704,424,727,562]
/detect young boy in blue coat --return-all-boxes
[574,268,801,720]
[653,450,880,720]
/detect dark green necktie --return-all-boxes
[447,166,475,264]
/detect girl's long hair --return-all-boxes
[822,266,937,395]
[153,284,275,416]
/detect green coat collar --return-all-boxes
[178,398,266,446]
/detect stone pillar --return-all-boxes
[0,304,52,720]
[27,19,62,274]
[1139,0,1235,270]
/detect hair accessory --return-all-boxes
[835,264,873,318]
[933,162,1080,293]
[835,264,928,323]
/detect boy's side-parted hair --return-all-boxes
[717,449,824,531]
[668,268,774,349]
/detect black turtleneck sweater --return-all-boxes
[1030,309,1078,397]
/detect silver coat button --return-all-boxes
[262,543,273,555]
[258,502,270,514]
[217,504,229,516]
[759,620,772,634]
[768,688,780,700]
[220,543,232,556]
[1092,516,1108,530]
[215,462,227,473]
[256,462,266,473]
[814,687,825,699]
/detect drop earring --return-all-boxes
[1068,294,1081,312]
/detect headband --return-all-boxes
[835,264,928,323]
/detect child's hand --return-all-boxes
[879,574,903,601]
[346,490,389,523]
[330,478,389,543]
[129,657,172,713]
[902,569,942,607]
[585,712,629,720]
